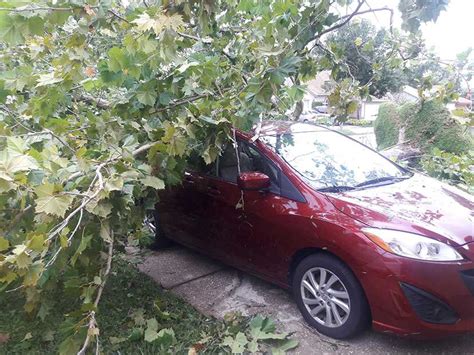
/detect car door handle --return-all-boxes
[207,185,221,196]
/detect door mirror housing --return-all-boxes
[238,172,271,191]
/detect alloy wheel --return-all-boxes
[300,267,351,328]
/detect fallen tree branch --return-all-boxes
[77,231,114,355]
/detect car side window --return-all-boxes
[218,142,251,183]
[187,152,216,176]
[216,140,305,202]
[218,141,280,193]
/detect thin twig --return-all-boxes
[177,31,201,41]
[108,9,129,24]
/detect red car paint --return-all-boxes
[156,121,474,338]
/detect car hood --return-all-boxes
[326,174,474,246]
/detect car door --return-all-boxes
[157,153,217,248]
[205,140,306,278]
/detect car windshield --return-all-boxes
[261,124,408,191]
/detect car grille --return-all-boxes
[400,282,459,325]
[460,269,474,296]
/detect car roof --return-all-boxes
[251,120,330,136]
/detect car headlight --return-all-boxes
[362,228,463,261]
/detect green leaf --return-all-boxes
[28,234,44,252]
[154,328,176,347]
[108,47,129,73]
[159,92,172,105]
[36,72,63,87]
[71,234,92,266]
[136,89,157,106]
[16,250,32,269]
[144,327,158,343]
[86,200,112,218]
[2,153,39,174]
[222,332,248,353]
[346,100,359,114]
[147,318,159,331]
[249,315,287,340]
[0,13,25,45]
[0,237,9,251]
[271,339,299,355]
[105,176,124,192]
[140,176,165,189]
[34,184,73,218]
[100,223,113,243]
[59,234,68,248]
[6,136,27,154]
[132,13,184,36]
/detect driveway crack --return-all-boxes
[167,267,227,290]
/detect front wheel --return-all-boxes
[293,254,370,339]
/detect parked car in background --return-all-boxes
[298,113,332,124]
[153,121,474,339]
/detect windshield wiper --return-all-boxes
[318,175,412,193]
[355,175,411,188]
[317,185,358,193]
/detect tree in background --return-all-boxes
[323,20,406,97]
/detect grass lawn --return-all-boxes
[0,257,226,354]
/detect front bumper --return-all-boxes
[357,241,474,338]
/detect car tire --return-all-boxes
[292,253,370,339]
[147,209,173,250]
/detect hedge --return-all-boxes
[374,103,399,149]
[374,100,471,154]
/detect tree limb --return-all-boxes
[77,232,114,355]
[0,6,95,12]
[312,0,366,40]
[76,94,111,109]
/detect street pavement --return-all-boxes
[139,246,474,354]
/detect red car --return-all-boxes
[153,121,474,339]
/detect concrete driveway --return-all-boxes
[139,245,474,354]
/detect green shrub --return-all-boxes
[404,100,471,154]
[374,103,399,149]
[374,100,472,154]
[403,100,444,147]
[433,125,472,154]
[345,118,373,127]
[421,148,474,193]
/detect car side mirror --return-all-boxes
[237,172,270,191]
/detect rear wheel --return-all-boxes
[292,254,370,339]
[145,209,173,249]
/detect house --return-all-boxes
[387,85,419,104]
[302,76,472,122]
[302,71,389,121]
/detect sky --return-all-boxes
[359,0,474,61]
